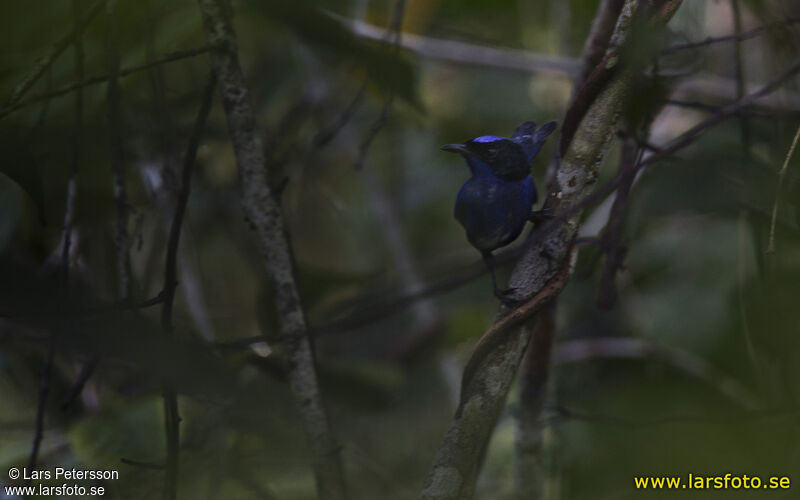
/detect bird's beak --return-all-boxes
[440,143,469,155]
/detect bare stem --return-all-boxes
[106,0,131,302]
[767,125,800,253]
[159,71,217,500]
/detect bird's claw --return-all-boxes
[494,286,523,307]
[529,207,553,226]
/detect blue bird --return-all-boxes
[441,121,557,303]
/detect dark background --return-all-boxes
[0,0,799,498]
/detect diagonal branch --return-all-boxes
[419,2,686,499]
[641,57,800,168]
[553,337,759,409]
[661,16,800,55]
[196,1,347,499]
[0,46,214,120]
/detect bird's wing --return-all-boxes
[512,121,536,140]
[512,121,557,162]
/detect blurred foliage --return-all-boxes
[1,0,799,499]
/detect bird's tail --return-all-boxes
[512,120,558,162]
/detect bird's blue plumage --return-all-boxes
[472,135,505,143]
[454,157,536,252]
[512,121,557,163]
[443,120,556,253]
[441,120,557,301]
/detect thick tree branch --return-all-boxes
[196,1,346,499]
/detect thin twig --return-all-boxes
[58,0,86,412]
[62,0,84,290]
[315,1,405,155]
[352,0,406,171]
[312,77,368,148]
[0,46,214,120]
[26,340,54,483]
[59,292,165,410]
[730,0,762,393]
[353,94,393,170]
[660,16,800,55]
[212,245,531,348]
[106,0,131,302]
[121,458,165,470]
[545,405,799,427]
[146,7,177,191]
[159,71,216,500]
[2,0,105,111]
[160,81,217,328]
[663,98,796,119]
[25,68,53,141]
[665,98,722,112]
[61,359,97,409]
[596,138,638,308]
[730,0,751,159]
[553,337,758,408]
[767,125,800,253]
[640,58,800,163]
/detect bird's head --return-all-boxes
[441,136,530,181]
